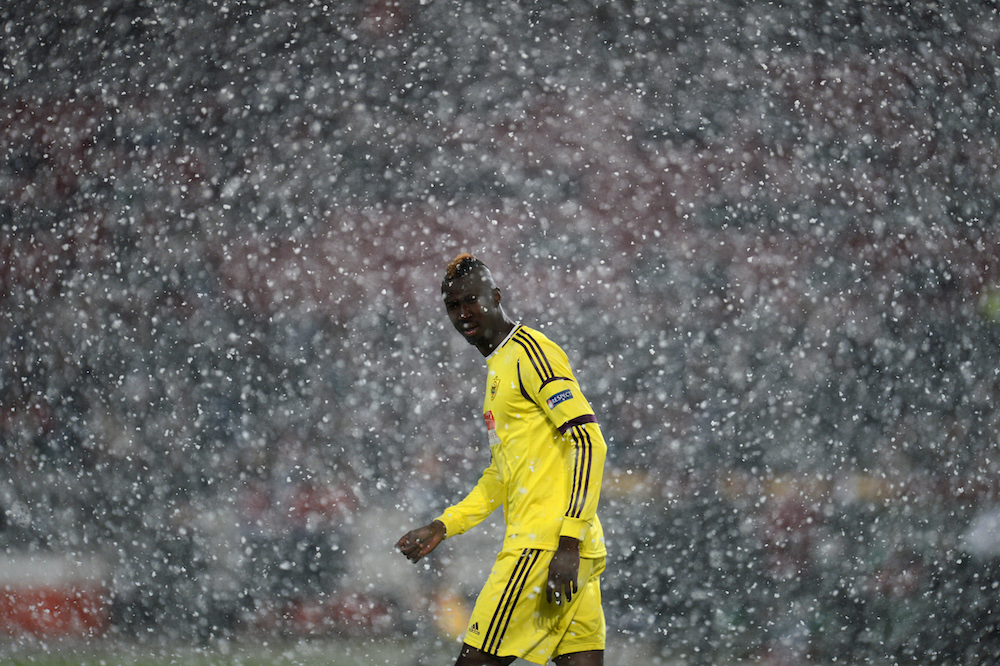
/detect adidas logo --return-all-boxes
[468,622,480,635]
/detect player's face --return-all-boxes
[442,271,503,351]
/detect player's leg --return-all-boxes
[459,550,604,664]
[553,649,604,666]
[550,557,606,665]
[455,642,517,666]
[461,549,544,663]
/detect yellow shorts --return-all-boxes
[462,549,606,665]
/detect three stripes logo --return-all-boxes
[468,622,480,635]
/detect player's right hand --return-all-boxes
[396,519,446,563]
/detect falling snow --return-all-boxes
[2,1,1000,664]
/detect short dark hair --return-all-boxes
[441,253,488,291]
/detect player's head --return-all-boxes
[441,253,511,355]
[441,253,491,292]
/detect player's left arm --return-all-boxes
[518,334,608,602]
[545,417,607,604]
[556,417,607,541]
[519,336,607,535]
[546,416,608,604]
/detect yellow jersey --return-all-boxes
[437,324,607,558]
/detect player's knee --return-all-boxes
[455,643,516,666]
[553,649,604,666]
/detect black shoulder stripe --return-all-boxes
[513,329,556,381]
[539,375,573,391]
[513,336,545,382]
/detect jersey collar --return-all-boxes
[486,322,521,361]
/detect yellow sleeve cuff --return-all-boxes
[559,517,590,542]
[434,512,457,539]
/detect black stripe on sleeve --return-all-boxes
[567,425,593,520]
[558,414,597,435]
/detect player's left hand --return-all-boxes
[546,536,580,604]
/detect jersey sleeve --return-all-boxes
[513,329,606,542]
[435,454,503,539]
[558,419,607,541]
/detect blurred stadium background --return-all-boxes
[2,1,1000,664]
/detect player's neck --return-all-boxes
[479,319,517,357]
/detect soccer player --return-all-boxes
[397,253,608,666]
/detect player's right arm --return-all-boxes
[434,454,503,539]
[396,455,503,563]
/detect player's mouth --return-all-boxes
[461,324,480,338]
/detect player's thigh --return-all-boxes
[552,557,606,659]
